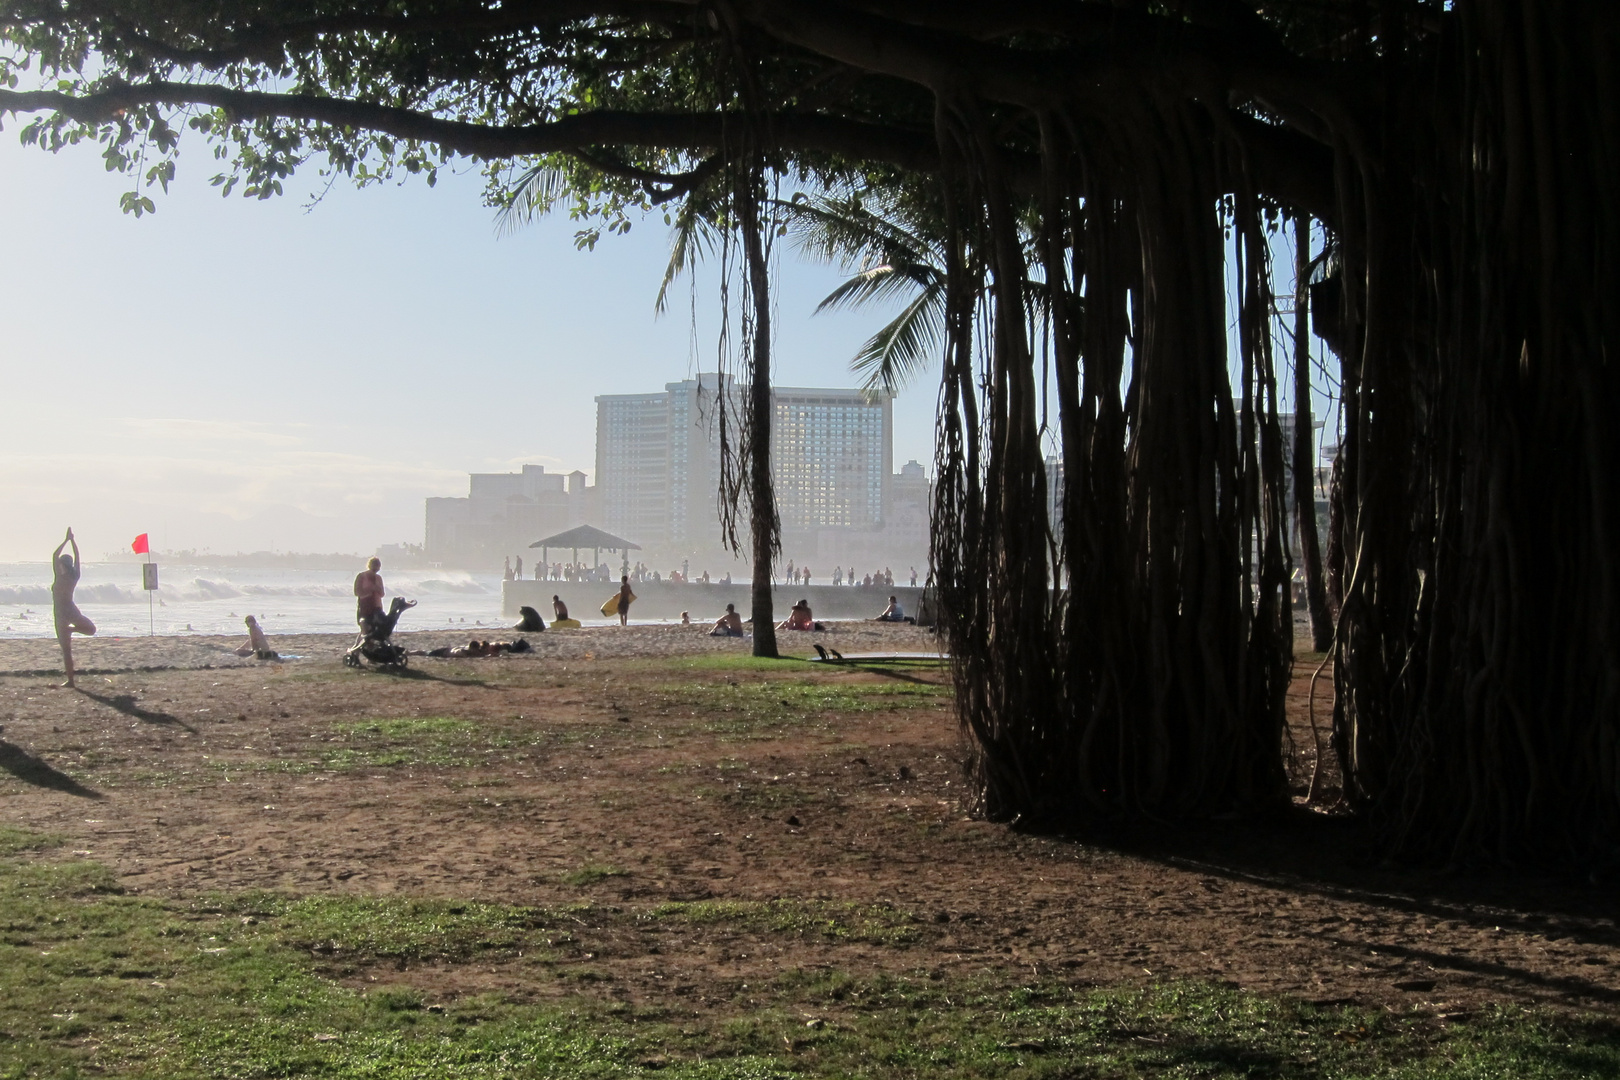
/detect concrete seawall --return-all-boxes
[502,579,926,622]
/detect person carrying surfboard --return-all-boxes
[616,575,634,626]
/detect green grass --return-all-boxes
[648,899,920,945]
[654,680,947,738]
[0,826,61,855]
[0,853,1616,1078]
[203,892,557,962]
[560,863,631,886]
[202,716,556,777]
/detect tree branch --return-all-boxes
[23,0,697,70]
[0,82,941,172]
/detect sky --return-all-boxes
[0,134,931,562]
[0,126,1338,565]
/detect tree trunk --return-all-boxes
[738,175,779,659]
[1292,219,1333,653]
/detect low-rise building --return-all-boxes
[424,465,596,567]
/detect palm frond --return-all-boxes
[814,262,943,314]
[656,192,723,316]
[775,193,943,271]
[850,282,947,394]
[494,161,570,238]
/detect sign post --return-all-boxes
[141,562,158,636]
[132,533,156,636]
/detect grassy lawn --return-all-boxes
[1,838,1615,1079]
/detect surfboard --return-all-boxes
[600,590,637,616]
[551,618,582,629]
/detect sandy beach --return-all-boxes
[0,620,944,677]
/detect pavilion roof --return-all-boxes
[529,524,641,551]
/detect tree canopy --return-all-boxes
[0,2,1339,217]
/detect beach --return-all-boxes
[0,620,944,676]
[2,614,1617,1076]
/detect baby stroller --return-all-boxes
[345,597,416,669]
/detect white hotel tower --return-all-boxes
[594,375,895,560]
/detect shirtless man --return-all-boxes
[710,603,745,637]
[234,614,277,659]
[354,557,386,634]
[51,528,96,687]
[778,598,814,631]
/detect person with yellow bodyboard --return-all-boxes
[602,575,637,625]
[551,594,581,629]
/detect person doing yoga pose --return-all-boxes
[51,528,96,687]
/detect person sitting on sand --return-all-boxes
[514,605,546,632]
[681,611,691,626]
[51,527,95,687]
[710,603,745,637]
[553,594,569,622]
[873,595,910,623]
[234,614,278,660]
[778,598,814,631]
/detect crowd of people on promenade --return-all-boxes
[499,554,920,591]
[503,556,621,583]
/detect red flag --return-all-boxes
[131,533,149,555]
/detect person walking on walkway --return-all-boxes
[51,527,96,688]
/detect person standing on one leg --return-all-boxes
[51,528,96,688]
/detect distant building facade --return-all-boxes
[595,375,923,569]
[423,376,932,571]
[424,465,596,566]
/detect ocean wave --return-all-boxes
[239,583,352,598]
[0,582,149,605]
[0,584,52,605]
[176,578,245,601]
[390,576,490,596]
[0,572,494,607]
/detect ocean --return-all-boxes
[0,562,511,640]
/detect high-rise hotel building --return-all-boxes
[595,375,893,552]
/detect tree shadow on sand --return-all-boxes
[0,741,102,799]
[1034,810,1620,1005]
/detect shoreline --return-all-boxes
[0,621,944,676]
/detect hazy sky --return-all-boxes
[0,135,930,562]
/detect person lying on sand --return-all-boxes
[234,614,278,660]
[514,605,547,632]
[51,527,96,688]
[710,603,745,637]
[778,598,814,631]
[427,638,532,658]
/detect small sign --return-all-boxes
[141,563,159,591]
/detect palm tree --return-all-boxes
[774,189,947,395]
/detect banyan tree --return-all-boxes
[4,0,1613,868]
